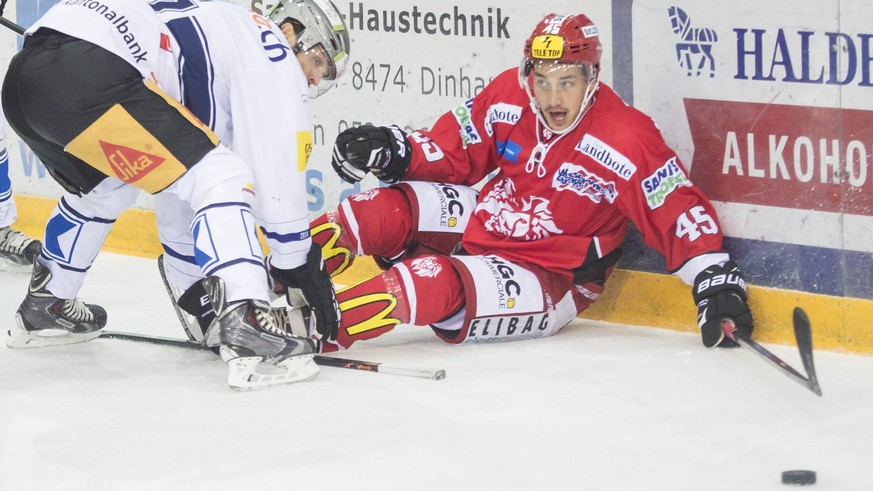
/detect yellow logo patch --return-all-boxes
[339,292,402,335]
[66,104,186,193]
[531,35,564,59]
[297,131,313,172]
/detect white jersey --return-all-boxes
[29,0,314,269]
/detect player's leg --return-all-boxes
[319,254,465,352]
[311,182,477,277]
[310,186,414,277]
[153,192,214,343]
[0,109,41,271]
[10,181,140,348]
[318,253,588,352]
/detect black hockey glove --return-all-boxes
[269,243,340,342]
[331,124,412,184]
[692,260,754,348]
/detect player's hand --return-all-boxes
[331,124,411,184]
[692,260,753,348]
[269,244,340,342]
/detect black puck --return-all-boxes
[782,470,816,486]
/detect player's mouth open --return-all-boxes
[548,110,568,124]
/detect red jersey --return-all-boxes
[405,68,724,280]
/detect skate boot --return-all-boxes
[0,226,42,272]
[9,259,107,348]
[203,276,319,391]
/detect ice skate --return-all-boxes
[0,226,42,272]
[204,277,319,391]
[9,259,107,348]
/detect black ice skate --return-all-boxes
[0,226,42,272]
[8,259,107,348]
[203,276,319,391]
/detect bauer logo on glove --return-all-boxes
[692,260,754,348]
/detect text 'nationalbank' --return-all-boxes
[346,3,511,39]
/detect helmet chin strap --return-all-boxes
[526,78,599,138]
[522,77,599,178]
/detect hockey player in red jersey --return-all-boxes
[304,12,752,352]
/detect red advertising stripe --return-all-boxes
[685,99,873,215]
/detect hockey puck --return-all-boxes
[781,470,816,486]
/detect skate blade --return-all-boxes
[222,350,319,391]
[6,313,103,349]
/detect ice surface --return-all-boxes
[1,253,872,490]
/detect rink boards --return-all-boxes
[10,194,873,355]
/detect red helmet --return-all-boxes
[521,13,603,78]
[519,14,603,135]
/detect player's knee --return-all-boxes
[339,186,414,259]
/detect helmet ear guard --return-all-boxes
[265,0,351,97]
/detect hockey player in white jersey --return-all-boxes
[1,0,349,390]
[0,105,42,271]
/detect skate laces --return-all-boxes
[62,298,96,322]
[0,227,36,255]
[254,304,284,336]
[272,307,290,332]
[272,307,311,338]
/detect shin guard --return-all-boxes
[323,254,465,352]
[321,268,410,352]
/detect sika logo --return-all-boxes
[98,141,165,183]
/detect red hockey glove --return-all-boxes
[269,244,340,342]
[331,124,411,184]
[692,260,754,348]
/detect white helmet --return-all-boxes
[262,0,351,97]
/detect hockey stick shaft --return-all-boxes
[0,16,24,36]
[99,331,446,380]
[312,355,446,380]
[721,313,822,396]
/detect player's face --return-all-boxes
[532,64,594,131]
[296,46,333,86]
[280,21,333,86]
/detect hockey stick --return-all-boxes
[99,331,446,380]
[721,306,822,396]
[0,15,24,36]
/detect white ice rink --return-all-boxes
[1,253,872,491]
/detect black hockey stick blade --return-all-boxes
[0,16,25,36]
[99,331,445,380]
[792,307,822,396]
[722,319,822,397]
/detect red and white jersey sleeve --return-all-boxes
[404,68,726,283]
